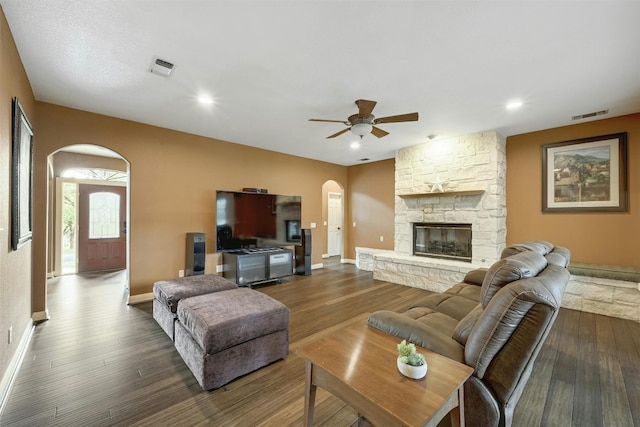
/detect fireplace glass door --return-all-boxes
[413,223,472,262]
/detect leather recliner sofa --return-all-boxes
[368,241,571,427]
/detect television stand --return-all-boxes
[222,247,293,287]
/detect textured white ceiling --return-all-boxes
[2,1,639,166]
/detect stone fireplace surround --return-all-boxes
[355,131,639,322]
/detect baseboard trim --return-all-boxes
[128,292,154,305]
[0,320,34,417]
[32,310,50,322]
[341,258,356,264]
[311,263,324,270]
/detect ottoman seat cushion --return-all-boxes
[177,288,290,354]
[154,274,238,313]
[174,288,290,390]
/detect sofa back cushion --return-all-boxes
[480,251,548,308]
[500,240,553,258]
[464,264,570,405]
[453,304,483,345]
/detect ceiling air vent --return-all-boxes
[149,57,175,78]
[572,109,608,121]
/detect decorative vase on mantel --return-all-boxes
[397,356,428,379]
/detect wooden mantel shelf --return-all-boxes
[398,189,485,198]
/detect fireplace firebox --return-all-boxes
[413,223,472,262]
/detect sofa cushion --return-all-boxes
[453,304,483,346]
[153,274,238,313]
[500,241,553,258]
[545,246,571,267]
[411,291,480,321]
[463,268,488,286]
[480,251,548,308]
[404,307,460,335]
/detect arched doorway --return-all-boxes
[47,145,130,287]
[322,180,344,262]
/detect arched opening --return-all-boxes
[321,180,345,263]
[47,145,130,290]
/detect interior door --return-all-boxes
[327,192,342,257]
[78,184,126,272]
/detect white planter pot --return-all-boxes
[397,357,427,379]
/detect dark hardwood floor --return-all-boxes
[1,259,639,426]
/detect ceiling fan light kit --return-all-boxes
[351,123,373,138]
[309,99,418,140]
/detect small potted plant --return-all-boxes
[397,339,427,379]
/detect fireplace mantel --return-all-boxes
[398,189,485,198]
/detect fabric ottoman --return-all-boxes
[174,288,290,390]
[153,274,238,340]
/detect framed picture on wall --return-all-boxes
[542,132,628,213]
[11,97,34,250]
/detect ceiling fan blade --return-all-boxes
[327,128,350,139]
[309,118,349,124]
[356,99,377,118]
[373,112,419,124]
[371,126,389,138]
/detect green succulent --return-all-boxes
[397,339,425,366]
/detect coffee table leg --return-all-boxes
[304,360,317,427]
[450,385,465,427]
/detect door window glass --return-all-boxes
[89,192,120,239]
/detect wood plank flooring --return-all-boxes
[1,259,639,426]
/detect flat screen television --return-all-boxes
[216,190,302,251]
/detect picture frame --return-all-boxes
[11,97,34,250]
[542,132,628,213]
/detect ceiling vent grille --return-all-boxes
[572,109,608,121]
[149,57,175,78]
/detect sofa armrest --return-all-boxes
[464,268,488,286]
[368,310,465,363]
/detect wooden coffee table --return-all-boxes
[297,324,474,427]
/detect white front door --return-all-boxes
[327,192,342,256]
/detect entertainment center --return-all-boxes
[216,190,302,286]
[222,247,293,286]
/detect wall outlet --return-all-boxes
[216,264,224,273]
[8,327,12,345]
[178,270,185,277]
[380,236,384,242]
[310,222,317,228]
[353,222,356,227]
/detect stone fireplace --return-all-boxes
[395,131,507,265]
[357,131,507,292]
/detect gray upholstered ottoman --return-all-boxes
[174,288,290,390]
[153,274,238,340]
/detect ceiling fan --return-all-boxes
[309,99,419,139]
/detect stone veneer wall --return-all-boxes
[394,131,507,265]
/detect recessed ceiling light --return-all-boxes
[197,95,214,105]
[506,100,523,110]
[358,158,370,162]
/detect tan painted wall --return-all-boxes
[346,159,395,259]
[31,102,348,311]
[506,113,640,267]
[0,5,36,387]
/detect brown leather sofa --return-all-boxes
[368,241,571,427]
